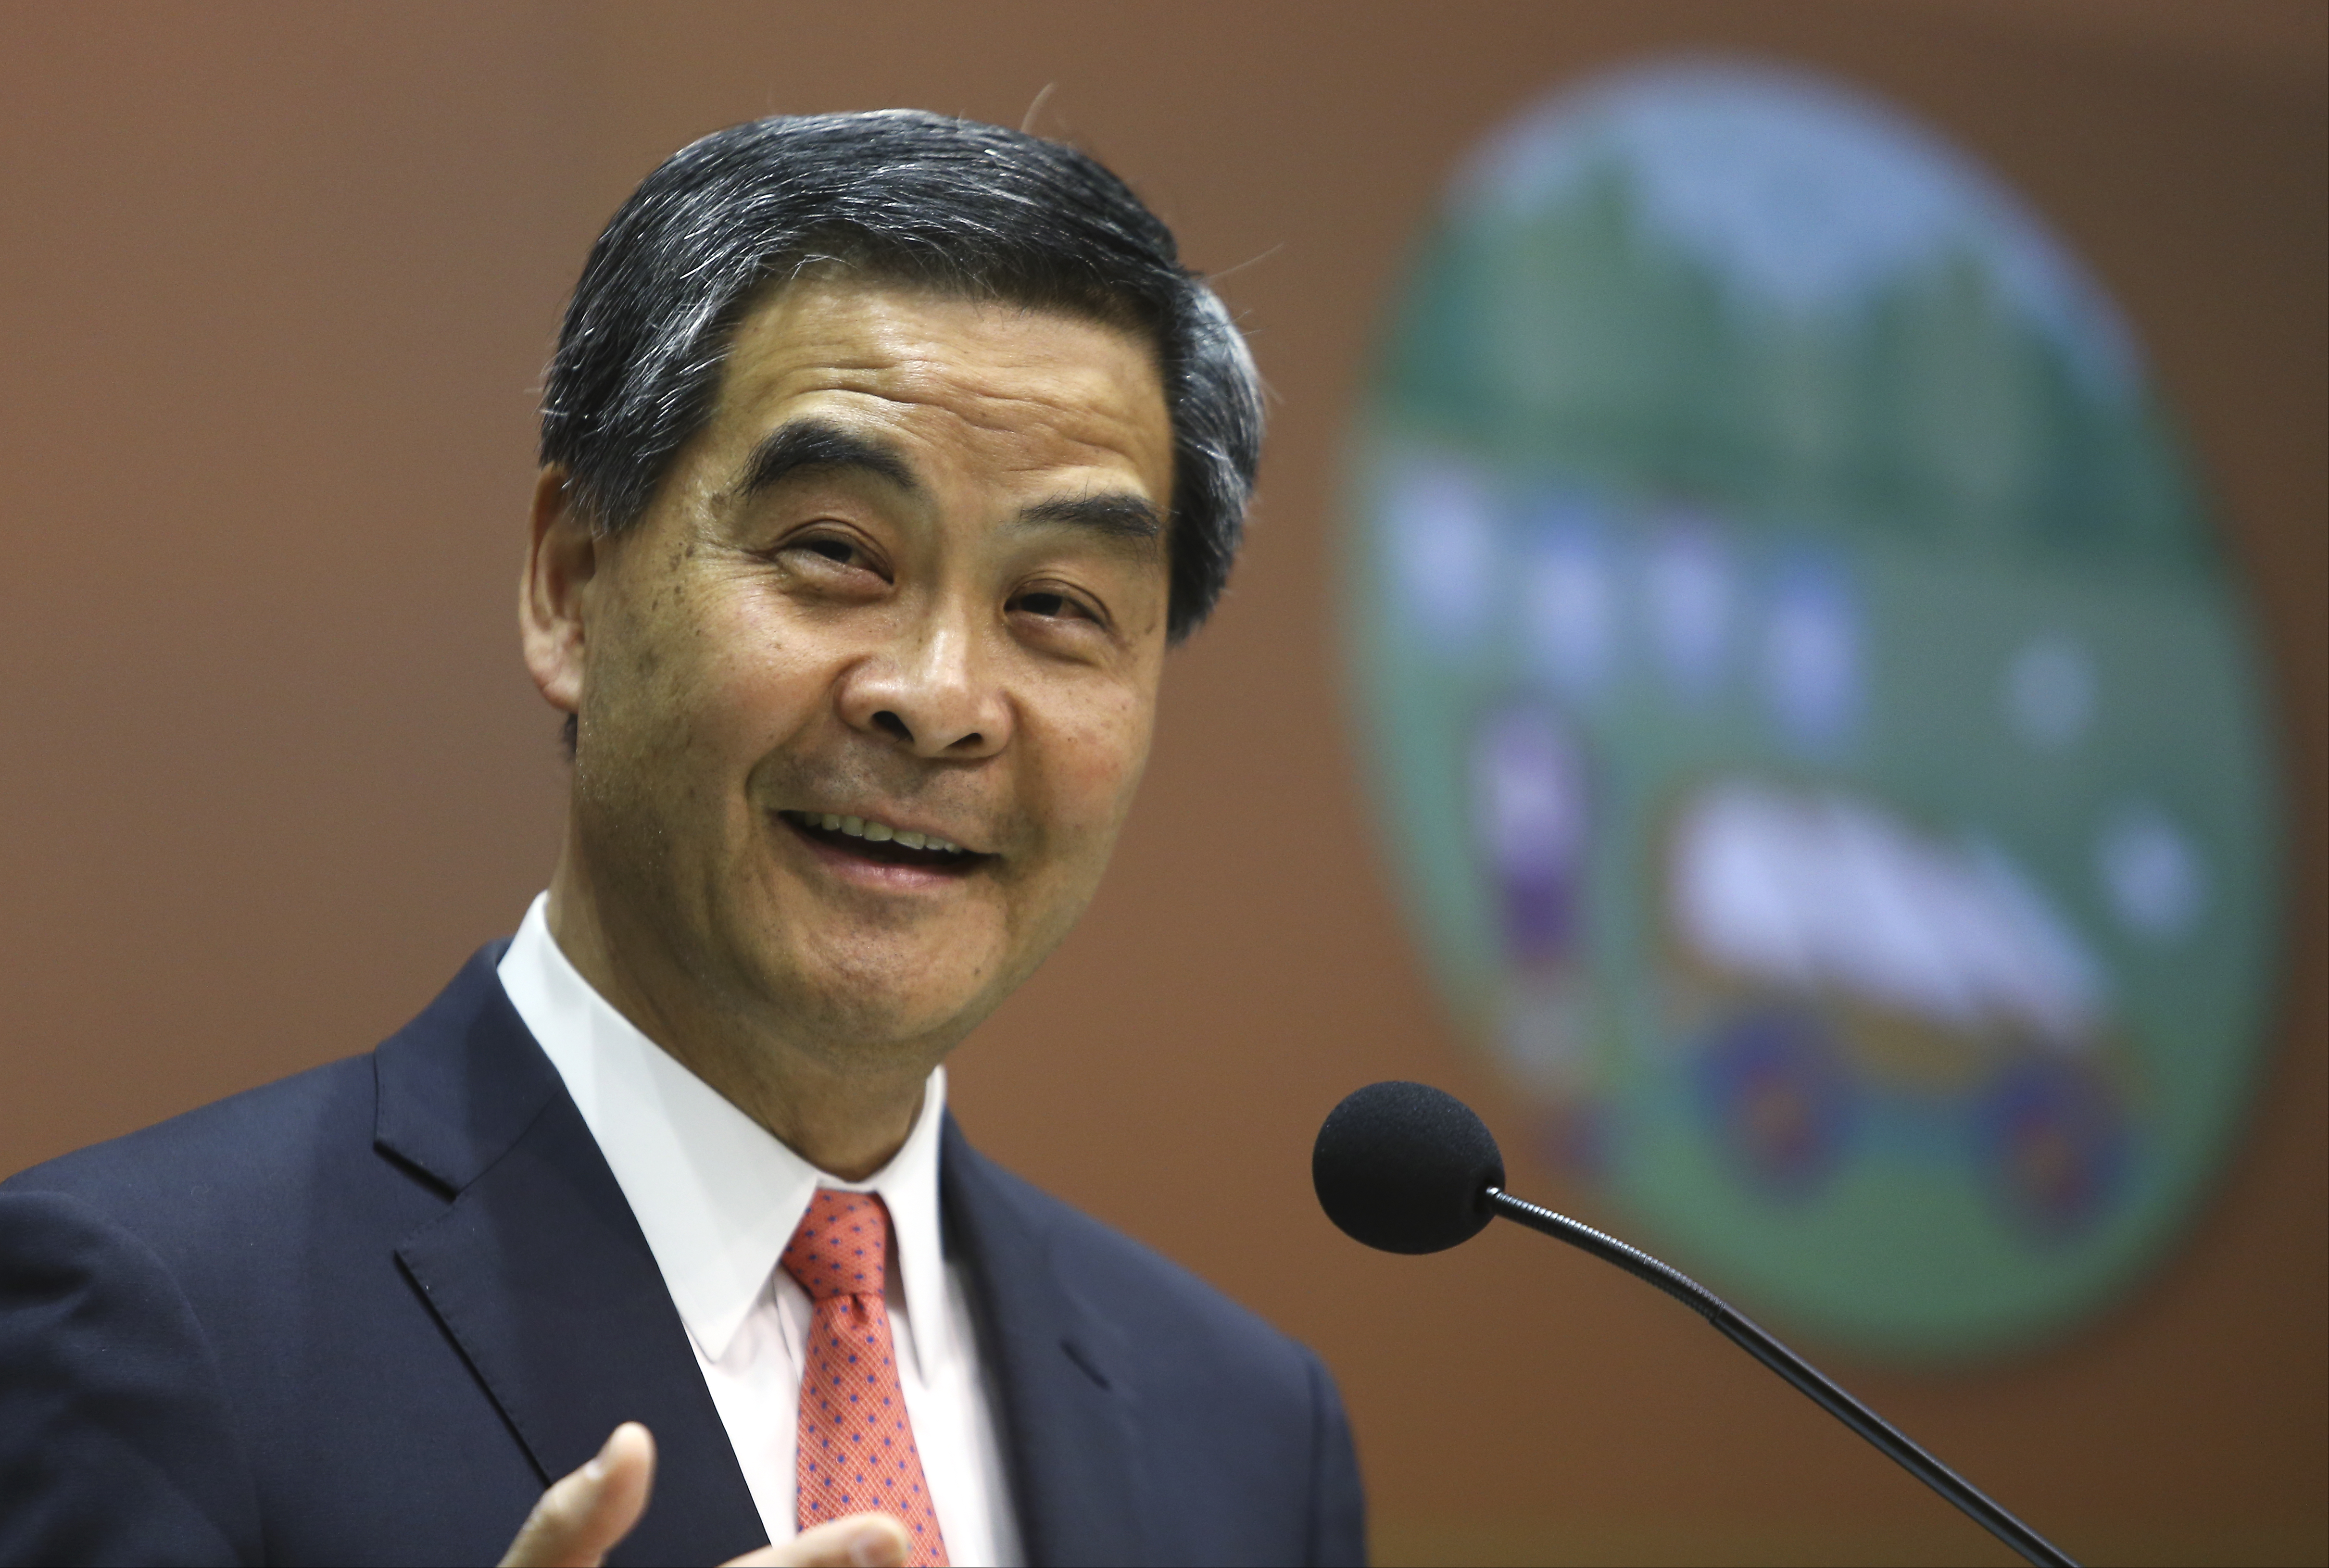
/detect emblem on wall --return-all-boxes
[1346,60,2282,1359]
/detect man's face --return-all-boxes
[544,276,1175,1062]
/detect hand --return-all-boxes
[498,1422,912,1568]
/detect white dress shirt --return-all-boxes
[497,894,1023,1565]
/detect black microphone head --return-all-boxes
[1313,1081,1505,1254]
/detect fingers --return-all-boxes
[498,1422,657,1568]
[722,1511,912,1568]
[494,1429,905,1568]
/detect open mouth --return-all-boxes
[777,810,989,873]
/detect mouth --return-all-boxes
[776,809,991,875]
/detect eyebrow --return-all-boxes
[1017,493,1164,547]
[737,414,1164,552]
[737,418,919,499]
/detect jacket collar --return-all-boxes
[372,944,1151,1568]
[941,1116,1153,1568]
[495,897,960,1375]
[371,939,539,1192]
[373,945,768,1566]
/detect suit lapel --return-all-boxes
[940,1116,1151,1568]
[376,949,767,1566]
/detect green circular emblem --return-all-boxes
[1347,61,2283,1360]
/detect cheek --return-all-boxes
[605,577,828,775]
[1029,683,1156,862]
[694,608,817,754]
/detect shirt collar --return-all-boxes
[496,893,953,1370]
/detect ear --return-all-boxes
[519,467,598,718]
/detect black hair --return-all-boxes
[540,110,1263,642]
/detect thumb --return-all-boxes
[499,1422,657,1568]
[723,1511,911,1567]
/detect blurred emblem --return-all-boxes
[1347,60,2281,1359]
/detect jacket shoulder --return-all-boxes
[3,941,522,1262]
[965,1146,1313,1369]
[4,1053,378,1248]
[943,1123,1339,1432]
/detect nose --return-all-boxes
[835,616,1013,761]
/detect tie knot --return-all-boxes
[781,1189,892,1302]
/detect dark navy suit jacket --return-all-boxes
[0,946,1366,1567]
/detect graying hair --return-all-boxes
[541,110,1263,640]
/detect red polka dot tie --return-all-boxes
[779,1189,950,1567]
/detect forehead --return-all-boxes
[705,275,1174,495]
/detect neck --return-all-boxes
[542,853,931,1182]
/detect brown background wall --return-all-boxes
[2,4,2321,1564]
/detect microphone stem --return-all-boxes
[1484,1188,2077,1568]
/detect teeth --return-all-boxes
[787,810,971,855]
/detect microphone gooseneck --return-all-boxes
[1312,1082,2079,1568]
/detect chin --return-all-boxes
[766,951,1004,1055]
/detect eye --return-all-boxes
[799,536,860,566]
[776,529,885,579]
[1010,589,1096,624]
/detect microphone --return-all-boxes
[1314,1081,2078,1568]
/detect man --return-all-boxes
[0,113,1366,1568]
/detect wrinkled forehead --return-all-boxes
[708,274,1175,494]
